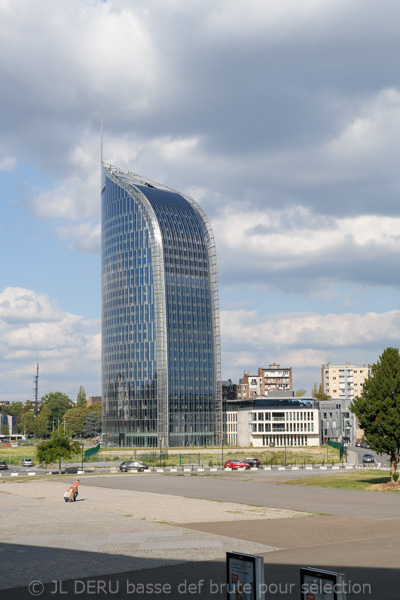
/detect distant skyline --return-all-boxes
[2,1,400,402]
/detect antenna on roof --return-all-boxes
[101,118,104,164]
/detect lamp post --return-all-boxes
[159,437,162,468]
[222,437,225,468]
[81,438,84,472]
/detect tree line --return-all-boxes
[1,386,102,439]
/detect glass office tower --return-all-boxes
[101,164,222,447]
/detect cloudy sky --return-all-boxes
[2,0,400,403]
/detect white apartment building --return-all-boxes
[322,362,371,400]
[225,393,320,447]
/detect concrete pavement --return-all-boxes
[2,473,399,599]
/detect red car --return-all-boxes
[224,460,250,470]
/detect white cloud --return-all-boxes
[0,287,100,402]
[221,308,397,389]
[0,156,16,171]
[56,221,101,254]
[221,308,400,351]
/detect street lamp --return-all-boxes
[81,437,84,472]
[222,437,225,468]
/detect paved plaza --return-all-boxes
[1,472,399,599]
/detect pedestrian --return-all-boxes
[72,479,80,501]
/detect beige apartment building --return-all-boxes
[322,362,371,400]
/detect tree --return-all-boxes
[33,405,52,439]
[2,401,23,419]
[36,435,81,474]
[18,411,35,436]
[76,386,87,409]
[311,382,330,401]
[0,423,10,438]
[351,347,400,484]
[82,411,102,438]
[42,392,73,426]
[63,407,87,437]
[295,388,306,397]
[87,401,102,416]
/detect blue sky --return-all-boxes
[2,0,400,402]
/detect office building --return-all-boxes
[101,164,222,447]
[225,391,319,447]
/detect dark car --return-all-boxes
[244,457,261,468]
[119,461,148,472]
[355,441,362,447]
[363,453,375,464]
[0,461,8,470]
[224,460,250,470]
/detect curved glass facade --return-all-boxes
[101,164,222,447]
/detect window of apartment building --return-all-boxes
[258,423,264,432]
[252,423,257,432]
[258,412,263,421]
[333,376,336,380]
[265,412,271,421]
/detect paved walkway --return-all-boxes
[0,478,306,596]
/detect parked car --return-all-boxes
[1,442,10,447]
[358,442,371,449]
[355,441,362,447]
[21,458,33,467]
[244,457,261,468]
[224,460,250,470]
[362,453,375,464]
[119,461,148,472]
[0,461,8,470]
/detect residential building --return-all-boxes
[322,362,371,400]
[225,391,320,447]
[87,396,102,407]
[236,364,292,400]
[101,163,222,447]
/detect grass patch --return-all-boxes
[280,470,400,491]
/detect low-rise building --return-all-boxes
[225,391,319,447]
[319,398,356,445]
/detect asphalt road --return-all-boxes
[80,471,400,519]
